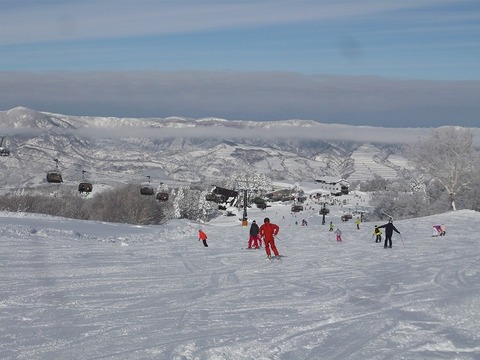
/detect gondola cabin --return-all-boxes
[47,159,62,183]
[156,192,169,201]
[140,175,155,196]
[140,186,155,196]
[78,182,93,193]
[46,171,63,183]
[291,204,304,212]
[341,213,353,222]
[319,206,330,215]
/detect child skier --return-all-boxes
[355,217,361,230]
[334,228,342,242]
[329,221,334,232]
[373,225,382,243]
[248,220,260,249]
[432,225,442,237]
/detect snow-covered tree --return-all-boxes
[198,189,217,221]
[454,179,480,212]
[172,187,183,219]
[407,127,479,211]
[173,186,217,222]
[360,175,389,193]
[224,172,272,194]
[370,180,429,220]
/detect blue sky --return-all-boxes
[1,0,479,127]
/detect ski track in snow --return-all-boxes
[0,206,479,360]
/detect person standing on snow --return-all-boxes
[329,221,334,232]
[373,225,382,243]
[198,229,208,247]
[259,217,280,259]
[355,217,361,230]
[334,228,342,242]
[378,220,400,248]
[248,220,260,249]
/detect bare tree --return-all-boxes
[93,184,164,224]
[408,127,479,211]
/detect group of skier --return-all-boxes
[199,217,282,259]
[329,219,401,247]
[199,213,450,257]
[329,221,343,241]
[376,220,401,248]
[246,217,281,259]
[330,215,401,247]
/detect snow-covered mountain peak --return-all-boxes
[1,107,75,129]
[0,107,420,192]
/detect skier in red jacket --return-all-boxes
[259,217,280,259]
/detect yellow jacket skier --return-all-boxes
[373,225,382,243]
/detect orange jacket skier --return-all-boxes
[198,229,208,247]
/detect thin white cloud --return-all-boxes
[0,0,464,45]
[4,116,480,146]
[71,123,429,145]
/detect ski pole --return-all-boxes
[381,210,394,221]
[400,233,405,248]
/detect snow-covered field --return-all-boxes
[1,202,479,359]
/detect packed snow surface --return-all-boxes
[1,204,479,359]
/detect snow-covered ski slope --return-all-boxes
[1,203,479,359]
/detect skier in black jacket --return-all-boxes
[378,220,400,248]
[248,220,261,249]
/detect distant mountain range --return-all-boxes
[0,107,415,194]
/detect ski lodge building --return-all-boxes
[314,177,350,196]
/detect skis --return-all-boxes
[267,255,286,260]
[240,248,286,260]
